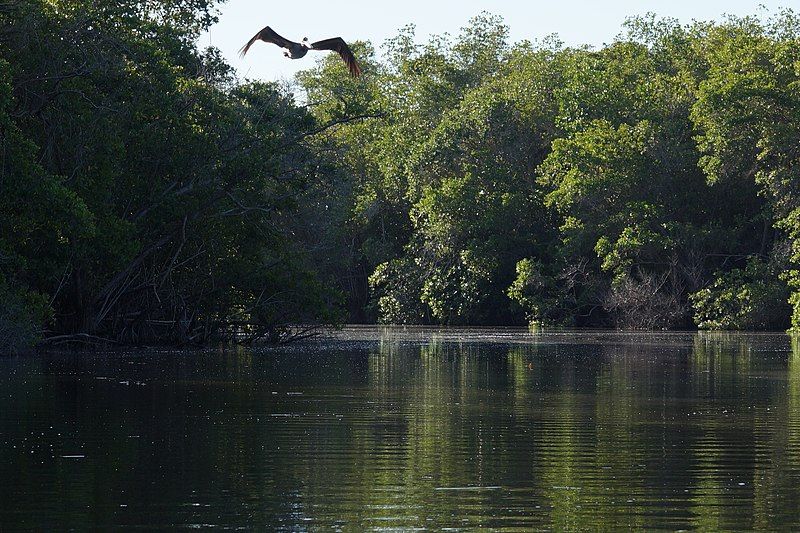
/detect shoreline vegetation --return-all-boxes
[1,1,799,350]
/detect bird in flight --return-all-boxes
[240,26,362,77]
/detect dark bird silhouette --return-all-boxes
[240,26,362,77]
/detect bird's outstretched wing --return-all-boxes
[239,26,296,57]
[310,37,362,77]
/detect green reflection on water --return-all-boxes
[1,330,800,529]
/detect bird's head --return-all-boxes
[302,37,310,48]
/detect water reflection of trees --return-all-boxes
[261,334,800,530]
[3,334,800,529]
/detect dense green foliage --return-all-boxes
[1,3,799,349]
[298,11,799,331]
[0,0,342,348]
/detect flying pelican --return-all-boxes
[240,26,362,77]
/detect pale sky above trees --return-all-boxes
[205,0,796,82]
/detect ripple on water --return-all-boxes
[0,329,799,530]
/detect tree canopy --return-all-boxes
[0,0,342,349]
[1,4,799,350]
[298,10,798,332]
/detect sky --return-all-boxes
[203,0,799,82]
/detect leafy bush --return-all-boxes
[507,259,561,325]
[0,282,51,352]
[691,257,791,331]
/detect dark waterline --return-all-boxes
[1,328,799,530]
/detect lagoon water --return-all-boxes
[1,328,799,530]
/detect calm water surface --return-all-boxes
[1,328,800,530]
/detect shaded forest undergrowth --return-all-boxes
[1,1,800,350]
